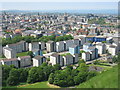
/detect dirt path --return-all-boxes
[47,82,60,88]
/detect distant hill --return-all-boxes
[76,65,118,88]
[1,9,117,15]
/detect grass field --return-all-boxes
[18,81,60,88]
[17,52,28,57]
[3,81,60,88]
[76,65,118,88]
[18,81,50,88]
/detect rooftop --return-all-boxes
[18,56,31,59]
[33,55,45,60]
[69,45,78,48]
[1,58,18,62]
[3,47,13,51]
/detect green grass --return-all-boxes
[18,81,51,88]
[61,53,71,56]
[76,65,118,88]
[3,81,52,88]
[17,52,28,57]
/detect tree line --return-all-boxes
[2,35,73,46]
[2,63,61,86]
[2,60,98,87]
[48,63,97,87]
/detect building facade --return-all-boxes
[18,56,31,68]
[33,55,46,67]
[56,41,65,52]
[69,45,80,55]
[46,41,56,52]
[50,53,63,66]
[1,58,19,68]
[3,47,16,59]
[6,41,26,53]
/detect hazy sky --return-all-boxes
[1,2,118,10]
[0,0,119,2]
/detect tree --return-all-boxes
[77,63,88,72]
[66,75,74,86]
[43,65,54,80]
[112,53,120,63]
[37,67,44,82]
[53,64,61,71]
[66,65,73,70]
[19,68,29,82]
[87,71,97,80]
[93,60,100,65]
[78,59,85,66]
[53,71,68,87]
[2,65,14,81]
[48,73,54,84]
[27,51,34,58]
[23,36,34,43]
[6,76,19,86]
[41,62,48,67]
[2,65,14,86]
[102,41,106,43]
[27,67,39,83]
[74,72,88,85]
[6,68,20,86]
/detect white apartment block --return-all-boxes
[46,41,55,52]
[62,54,73,66]
[64,40,74,51]
[3,47,16,59]
[33,55,46,67]
[29,42,39,51]
[56,41,65,52]
[96,43,106,55]
[82,52,91,61]
[108,45,117,56]
[50,53,63,66]
[39,42,45,50]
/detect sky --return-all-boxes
[0,0,120,2]
[1,2,118,10]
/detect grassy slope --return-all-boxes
[76,65,118,88]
